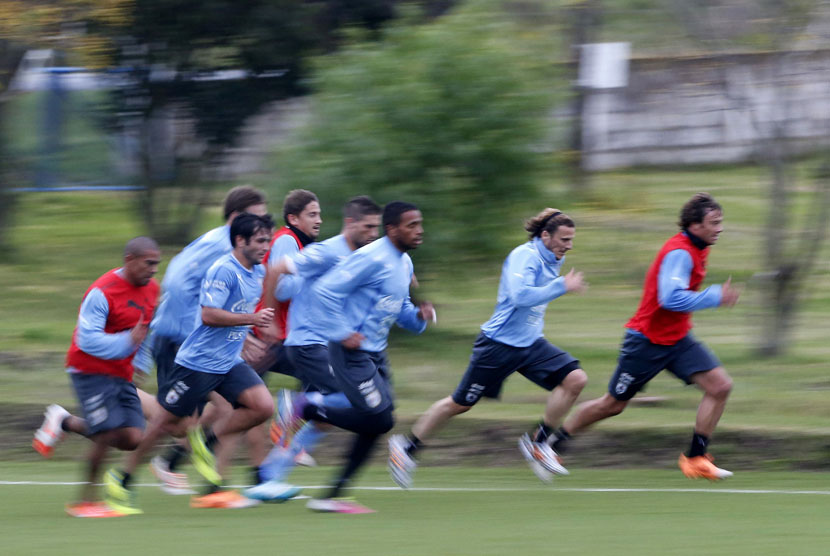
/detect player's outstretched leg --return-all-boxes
[32,404,70,457]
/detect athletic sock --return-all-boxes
[532,422,554,444]
[164,444,188,472]
[686,431,709,458]
[121,471,132,489]
[202,482,223,496]
[549,427,571,452]
[204,428,218,452]
[406,434,423,456]
[251,466,265,485]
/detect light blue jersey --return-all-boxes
[270,233,303,302]
[313,236,426,352]
[657,249,722,312]
[480,237,568,348]
[175,254,265,374]
[152,225,232,344]
[283,234,352,347]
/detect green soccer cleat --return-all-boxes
[187,426,222,485]
[104,469,143,515]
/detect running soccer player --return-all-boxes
[135,185,267,493]
[388,209,589,487]
[277,201,435,513]
[246,188,322,369]
[106,213,276,511]
[32,237,161,518]
[241,188,322,485]
[244,196,382,501]
[552,193,739,480]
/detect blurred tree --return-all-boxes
[0,0,129,253]
[274,5,566,264]
[668,0,829,356]
[105,0,454,243]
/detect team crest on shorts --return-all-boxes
[615,373,634,395]
[466,383,485,404]
[165,380,190,406]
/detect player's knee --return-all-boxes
[711,376,733,400]
[564,369,588,395]
[446,398,472,416]
[118,428,143,451]
[252,395,275,424]
[602,396,627,417]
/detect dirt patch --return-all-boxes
[7,403,830,471]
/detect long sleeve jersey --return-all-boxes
[312,236,426,352]
[480,237,568,348]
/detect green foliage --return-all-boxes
[274,6,568,262]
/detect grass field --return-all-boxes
[2,165,830,554]
[2,462,830,556]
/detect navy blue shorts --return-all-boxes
[158,362,265,418]
[607,331,722,401]
[328,342,394,414]
[152,335,182,391]
[286,344,339,394]
[451,333,581,407]
[70,373,145,435]
[257,341,298,379]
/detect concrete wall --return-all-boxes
[582,50,830,170]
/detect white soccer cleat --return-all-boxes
[306,498,375,514]
[294,449,317,467]
[243,480,302,502]
[32,404,70,458]
[518,433,569,480]
[150,455,196,495]
[388,434,417,489]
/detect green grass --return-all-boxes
[1,462,829,555]
[3,163,830,436]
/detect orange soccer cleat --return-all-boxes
[678,453,733,480]
[190,490,261,509]
[65,501,126,518]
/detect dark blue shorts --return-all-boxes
[286,344,339,394]
[152,335,182,391]
[451,333,581,407]
[70,373,145,435]
[607,331,722,401]
[257,341,298,379]
[158,362,265,418]
[328,342,394,414]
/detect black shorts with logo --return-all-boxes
[327,341,394,415]
[607,331,721,401]
[158,361,265,418]
[451,333,580,407]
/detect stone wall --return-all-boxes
[582,49,830,170]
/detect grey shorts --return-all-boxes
[327,341,394,415]
[158,362,265,418]
[451,333,580,407]
[70,373,145,435]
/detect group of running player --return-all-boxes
[33,187,739,517]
